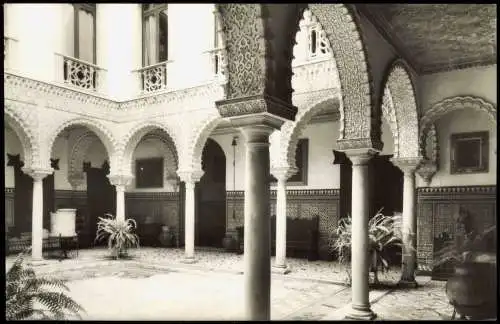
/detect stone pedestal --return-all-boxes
[108,174,133,222]
[344,150,377,321]
[392,158,420,288]
[270,167,297,274]
[178,170,204,262]
[23,168,53,261]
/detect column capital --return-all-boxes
[391,157,422,174]
[416,160,438,185]
[177,169,204,184]
[344,148,379,166]
[108,174,133,187]
[270,166,298,182]
[22,167,53,181]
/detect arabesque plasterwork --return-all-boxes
[382,60,420,159]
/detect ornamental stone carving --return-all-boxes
[306,4,374,142]
[417,124,438,185]
[382,59,420,158]
[419,96,497,156]
[216,94,297,122]
[44,116,118,173]
[215,4,268,99]
[186,113,223,173]
[4,100,39,168]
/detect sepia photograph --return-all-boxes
[4,3,497,321]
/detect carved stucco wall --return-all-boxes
[216,4,377,146]
[305,4,376,145]
[4,100,38,169]
[381,60,420,158]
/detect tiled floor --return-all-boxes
[6,247,460,320]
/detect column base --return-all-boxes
[344,306,377,320]
[28,258,49,267]
[272,264,291,275]
[180,256,198,264]
[397,278,418,288]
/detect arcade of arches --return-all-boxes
[4,4,496,321]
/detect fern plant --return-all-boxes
[95,213,140,259]
[329,209,402,285]
[6,249,84,320]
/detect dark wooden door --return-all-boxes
[197,139,226,248]
[333,150,352,220]
[85,162,116,246]
[369,155,403,218]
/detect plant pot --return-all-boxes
[222,235,237,252]
[446,262,496,319]
[159,226,174,247]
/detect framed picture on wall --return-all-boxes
[450,131,489,174]
[136,157,164,188]
[270,138,309,186]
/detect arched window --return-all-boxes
[143,4,169,66]
[72,4,96,63]
[310,29,317,56]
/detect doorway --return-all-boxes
[196,139,226,248]
[84,161,116,247]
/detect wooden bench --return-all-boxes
[237,215,320,261]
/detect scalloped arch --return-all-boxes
[185,114,223,172]
[277,95,340,169]
[381,87,399,157]
[419,96,497,156]
[47,118,117,171]
[4,107,36,168]
[120,120,179,176]
[296,4,374,142]
[68,131,100,181]
[132,134,178,185]
[382,60,419,158]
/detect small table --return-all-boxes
[46,235,79,260]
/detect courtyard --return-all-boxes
[7,247,454,320]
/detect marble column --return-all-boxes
[270,167,297,274]
[344,150,377,320]
[108,174,133,222]
[240,125,276,320]
[178,170,204,262]
[392,158,420,288]
[24,168,53,261]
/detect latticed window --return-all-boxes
[300,9,332,61]
[308,26,330,59]
[142,4,169,66]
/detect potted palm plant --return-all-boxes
[95,214,140,259]
[434,216,496,320]
[6,249,84,320]
[329,209,402,286]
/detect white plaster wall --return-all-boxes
[4,4,217,98]
[97,4,142,100]
[4,127,23,188]
[166,4,216,89]
[358,13,398,108]
[381,117,395,156]
[129,139,177,192]
[419,65,497,111]
[417,109,497,187]
[51,135,72,190]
